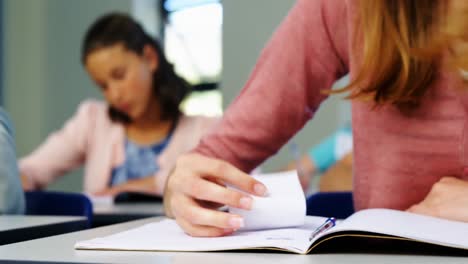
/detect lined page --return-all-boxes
[313,208,468,250]
[229,171,306,231]
[75,216,326,254]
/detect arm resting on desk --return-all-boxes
[407,177,468,222]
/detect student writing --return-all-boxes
[163,0,468,237]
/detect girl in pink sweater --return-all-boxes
[20,13,218,196]
[163,0,468,236]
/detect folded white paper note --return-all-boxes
[229,170,306,231]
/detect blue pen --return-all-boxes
[309,217,336,241]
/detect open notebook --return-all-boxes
[75,171,468,254]
[75,209,468,254]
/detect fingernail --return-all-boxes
[228,217,244,229]
[254,183,268,196]
[239,196,252,210]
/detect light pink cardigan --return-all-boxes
[20,100,219,195]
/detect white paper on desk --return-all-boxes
[228,171,306,231]
[84,193,114,205]
[75,216,325,254]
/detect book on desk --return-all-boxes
[75,171,468,255]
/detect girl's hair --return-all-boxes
[438,0,468,74]
[82,13,190,123]
[339,0,448,112]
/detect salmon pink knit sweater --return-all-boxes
[195,0,467,211]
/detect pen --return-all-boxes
[309,217,336,241]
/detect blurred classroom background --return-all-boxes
[1,0,350,192]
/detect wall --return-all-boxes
[221,0,350,172]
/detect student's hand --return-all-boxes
[163,153,268,237]
[407,177,468,222]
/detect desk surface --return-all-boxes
[0,217,466,264]
[93,202,164,215]
[0,215,87,246]
[92,202,164,227]
[0,215,85,232]
[89,195,164,216]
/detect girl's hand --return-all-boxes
[163,153,268,237]
[407,177,468,222]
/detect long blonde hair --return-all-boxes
[338,0,446,111]
[442,0,468,73]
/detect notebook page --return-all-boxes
[312,208,468,249]
[75,216,327,254]
[229,171,306,231]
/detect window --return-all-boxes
[162,0,222,85]
[161,0,223,116]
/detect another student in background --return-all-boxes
[0,108,24,214]
[163,0,468,237]
[285,124,352,192]
[318,152,353,192]
[20,13,218,197]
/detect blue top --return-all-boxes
[308,124,353,173]
[0,108,25,214]
[110,134,172,186]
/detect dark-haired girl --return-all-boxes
[20,13,218,196]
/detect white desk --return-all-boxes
[0,217,466,264]
[0,215,87,245]
[93,202,164,215]
[92,202,164,227]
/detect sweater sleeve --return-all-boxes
[194,0,350,172]
[0,108,25,214]
[19,100,97,188]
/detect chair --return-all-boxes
[25,191,93,227]
[306,191,354,219]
